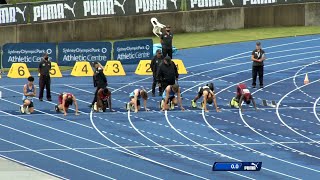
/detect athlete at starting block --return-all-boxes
[160,84,185,111]
[55,92,79,116]
[93,87,114,112]
[191,83,220,112]
[20,76,36,114]
[230,83,257,112]
[126,88,150,113]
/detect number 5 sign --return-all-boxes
[37,62,63,78]
[7,63,31,78]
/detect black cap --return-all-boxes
[256,42,261,46]
[93,61,99,65]
[156,49,162,54]
[165,56,171,61]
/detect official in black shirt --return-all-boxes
[38,53,52,101]
[157,56,178,94]
[91,62,107,107]
[160,25,173,59]
[151,49,164,96]
[251,42,266,88]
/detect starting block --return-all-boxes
[262,99,277,108]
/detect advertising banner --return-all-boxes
[113,39,153,64]
[59,0,183,19]
[186,0,319,10]
[2,43,56,68]
[131,0,183,14]
[2,0,318,25]
[57,41,112,66]
[30,0,77,23]
[0,3,30,26]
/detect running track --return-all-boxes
[0,35,320,179]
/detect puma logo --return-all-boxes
[64,2,76,17]
[16,6,27,21]
[114,0,127,14]
[170,0,177,9]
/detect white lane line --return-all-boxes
[2,37,320,179]
[0,136,115,180]
[202,111,301,179]
[74,61,320,177]
[0,106,166,179]
[313,97,320,124]
[276,79,320,146]
[186,37,320,69]
[90,110,209,180]
[293,59,320,100]
[233,68,320,161]
[175,52,320,177]
[2,140,320,153]
[0,117,162,180]
[204,45,320,64]
[128,110,251,180]
[0,87,92,128]
[182,55,320,95]
[180,50,320,82]
[0,153,67,179]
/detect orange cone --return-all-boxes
[304,73,309,85]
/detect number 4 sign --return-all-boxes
[71,61,94,77]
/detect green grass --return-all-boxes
[133,26,320,49]
[103,26,320,50]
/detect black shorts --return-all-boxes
[197,87,210,98]
[23,100,34,108]
[163,96,175,103]
[130,97,140,106]
[102,100,108,105]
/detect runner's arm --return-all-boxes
[73,95,79,115]
[239,95,244,112]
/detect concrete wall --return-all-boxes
[244,3,305,28]
[0,2,319,46]
[183,8,244,32]
[305,3,320,26]
[0,25,16,45]
[0,7,244,45]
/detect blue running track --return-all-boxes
[1,34,320,179]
